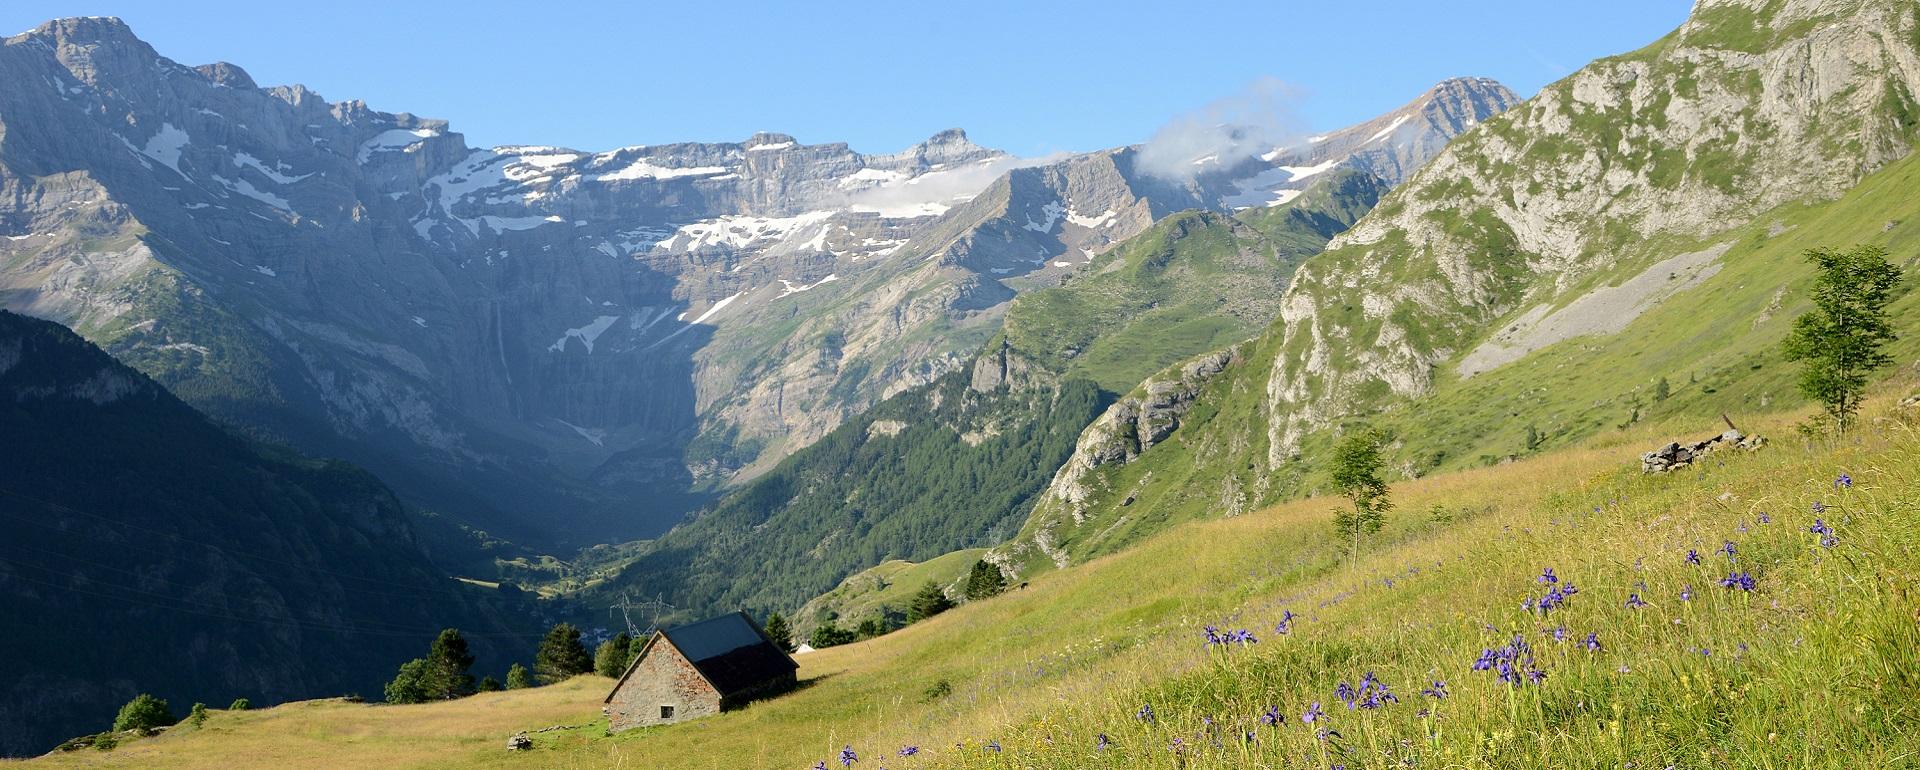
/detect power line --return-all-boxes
[0,483,497,600]
[0,555,545,640]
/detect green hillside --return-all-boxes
[1002,170,1385,392]
[0,311,540,756]
[582,366,1104,624]
[30,393,1918,768]
[998,0,1920,577]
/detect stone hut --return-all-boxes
[604,612,798,732]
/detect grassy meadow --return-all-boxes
[17,385,1918,768]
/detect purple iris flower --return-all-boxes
[1539,567,1558,584]
[1302,702,1324,723]
[1275,610,1297,635]
[1719,571,1756,591]
[1137,703,1154,723]
[1835,473,1852,489]
[840,746,858,767]
[1625,593,1648,609]
[1680,584,1693,601]
[1421,680,1448,699]
[897,746,918,757]
[1583,632,1602,652]
[1686,549,1702,565]
[1096,734,1110,751]
[1260,705,1282,726]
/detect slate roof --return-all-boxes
[608,612,797,701]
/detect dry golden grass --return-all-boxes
[12,396,1909,769]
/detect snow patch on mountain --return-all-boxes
[357,128,437,163]
[549,314,623,354]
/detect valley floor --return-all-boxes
[16,395,1920,769]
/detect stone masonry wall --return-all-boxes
[607,639,721,732]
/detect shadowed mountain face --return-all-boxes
[0,310,541,757]
[0,17,1515,546]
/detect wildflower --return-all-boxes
[1835,473,1852,489]
[1550,625,1568,642]
[1095,734,1110,751]
[840,746,858,767]
[1260,705,1283,726]
[1538,567,1558,584]
[1168,737,1184,753]
[1719,571,1756,592]
[1583,632,1602,652]
[1810,519,1839,548]
[1356,671,1397,709]
[1720,541,1737,559]
[815,763,828,770]
[1242,730,1256,744]
[1625,593,1648,609]
[1473,634,1546,687]
[1275,610,1297,635]
[985,741,1000,753]
[1561,581,1579,596]
[1685,549,1702,565]
[1335,680,1358,708]
[1137,703,1155,723]
[1421,680,1449,700]
[1302,701,1324,724]
[1416,707,1431,718]
[1737,520,1749,533]
[1230,628,1258,646]
[1812,501,1826,514]
[1700,648,1711,657]
[897,746,918,757]
[1758,512,1771,524]
[1680,584,1693,601]
[1203,625,1222,646]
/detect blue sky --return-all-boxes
[3,1,1691,156]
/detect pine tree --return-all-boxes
[763,612,795,652]
[424,628,476,699]
[227,698,250,711]
[506,663,534,690]
[907,581,955,622]
[187,703,209,729]
[963,559,1007,601]
[1783,245,1904,434]
[1654,376,1671,401]
[477,676,504,692]
[534,623,593,684]
[1330,427,1393,561]
[594,632,634,677]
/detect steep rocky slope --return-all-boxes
[0,310,538,756]
[0,17,1512,547]
[995,0,1920,575]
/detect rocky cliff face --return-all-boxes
[0,17,1515,545]
[1264,0,1920,460]
[996,0,1920,576]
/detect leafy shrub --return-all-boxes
[112,693,174,734]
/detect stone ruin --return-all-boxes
[1642,418,1766,473]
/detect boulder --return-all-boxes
[1641,428,1765,473]
[507,735,533,751]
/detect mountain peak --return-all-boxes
[194,61,258,90]
[746,131,798,148]
[25,16,140,45]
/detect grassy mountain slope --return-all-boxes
[581,365,1105,624]
[1001,170,1386,393]
[33,391,1919,768]
[0,311,539,756]
[996,0,1920,576]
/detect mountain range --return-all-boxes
[0,16,1514,551]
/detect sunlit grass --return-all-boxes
[16,397,1918,769]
